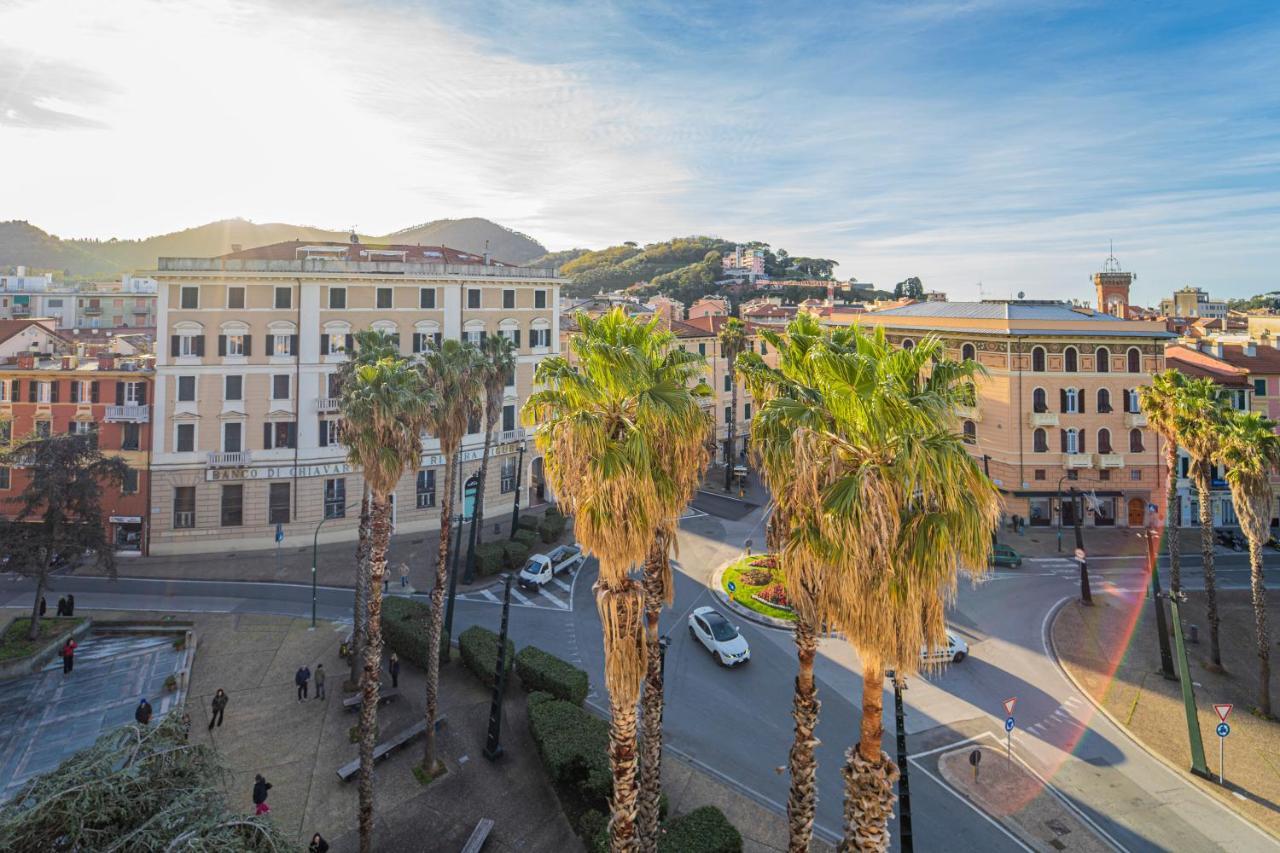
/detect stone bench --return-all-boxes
[335,716,445,782]
[341,687,401,711]
[460,818,494,853]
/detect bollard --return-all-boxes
[1188,624,1199,644]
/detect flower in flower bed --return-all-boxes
[750,556,778,570]
[757,583,789,607]
[740,568,774,586]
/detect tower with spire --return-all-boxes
[1093,242,1134,318]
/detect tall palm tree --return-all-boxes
[717,317,747,491]
[1171,377,1228,669]
[524,309,701,851]
[339,357,431,853]
[1215,409,1280,717]
[1140,370,1188,593]
[417,338,484,775]
[466,334,518,581]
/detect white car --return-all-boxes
[921,630,968,664]
[688,606,750,666]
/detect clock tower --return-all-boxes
[1093,246,1133,318]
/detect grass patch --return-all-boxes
[412,762,448,786]
[721,556,794,622]
[0,617,85,663]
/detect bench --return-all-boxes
[460,818,494,853]
[341,687,401,711]
[335,716,446,782]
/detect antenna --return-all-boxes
[1103,240,1121,273]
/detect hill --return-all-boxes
[0,217,548,277]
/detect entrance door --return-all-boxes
[1128,498,1146,527]
[1061,498,1076,527]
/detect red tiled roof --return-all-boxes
[0,319,67,346]
[1165,344,1252,386]
[680,315,769,336]
[221,240,513,266]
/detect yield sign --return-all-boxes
[1214,703,1233,723]
[1003,697,1017,717]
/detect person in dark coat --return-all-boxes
[313,664,326,700]
[389,652,400,689]
[56,597,67,617]
[309,833,330,853]
[295,665,310,701]
[60,637,77,674]
[135,698,153,725]
[252,774,272,815]
[66,594,75,616]
[39,597,46,617]
[209,688,228,729]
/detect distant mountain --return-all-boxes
[0,217,549,277]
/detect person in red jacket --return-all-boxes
[60,638,77,674]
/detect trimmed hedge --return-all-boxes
[659,807,742,853]
[578,810,608,853]
[474,542,506,577]
[513,528,540,550]
[515,645,588,706]
[380,596,433,670]
[503,540,532,571]
[528,694,612,807]
[539,507,567,543]
[517,515,540,533]
[458,625,514,690]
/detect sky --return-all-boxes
[2,0,1279,303]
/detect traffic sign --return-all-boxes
[727,580,736,593]
[1005,716,1015,732]
[1148,502,1158,514]
[1216,722,1230,737]
[275,523,284,544]
[1214,703,1233,723]
[1002,697,1017,716]
[1074,547,1086,563]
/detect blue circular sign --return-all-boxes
[727,580,737,593]
[1005,716,1015,732]
[1216,722,1230,737]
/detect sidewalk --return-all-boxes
[997,524,1215,560]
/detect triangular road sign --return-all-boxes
[1214,703,1233,723]
[1002,697,1017,717]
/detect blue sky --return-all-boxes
[2,0,1278,303]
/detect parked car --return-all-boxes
[688,606,750,666]
[991,544,1023,568]
[921,630,968,664]
[516,544,585,590]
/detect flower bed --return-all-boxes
[720,555,795,622]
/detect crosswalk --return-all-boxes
[457,574,575,610]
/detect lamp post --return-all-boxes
[1168,587,1211,778]
[509,442,526,539]
[1055,473,1070,552]
[982,454,997,549]
[311,498,362,630]
[483,572,514,762]
[1143,519,1176,680]
[1070,487,1093,605]
[887,669,912,853]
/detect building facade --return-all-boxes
[0,272,157,329]
[147,240,561,555]
[1160,286,1228,321]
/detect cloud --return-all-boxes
[0,53,114,129]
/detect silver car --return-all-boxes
[688,606,750,666]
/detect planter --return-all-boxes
[750,594,793,613]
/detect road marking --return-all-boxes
[538,587,568,609]
[552,577,572,593]
[480,589,499,603]
[509,588,532,606]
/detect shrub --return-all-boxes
[659,806,742,853]
[513,528,540,550]
[517,515,540,533]
[503,540,531,570]
[474,543,506,577]
[539,508,567,543]
[756,583,790,608]
[380,596,434,670]
[458,625,515,690]
[516,645,588,706]
[577,810,608,853]
[527,695,611,810]
[739,568,773,586]
[750,555,777,570]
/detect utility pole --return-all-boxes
[441,512,464,664]
[483,572,514,762]
[1169,589,1211,777]
[888,670,912,853]
[509,442,526,539]
[1071,488,1092,605]
[1145,517,1176,680]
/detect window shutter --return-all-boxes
[28,382,36,403]
[90,381,99,403]
[345,334,354,353]
[195,336,205,357]
[433,333,442,349]
[320,335,330,356]
[513,330,521,347]
[391,333,400,350]
[10,380,18,402]
[70,382,80,404]
[1059,389,1067,412]
[170,335,180,357]
[136,383,147,405]
[287,422,297,448]
[412,333,422,353]
[50,382,59,403]
[480,331,488,345]
[1077,389,1085,413]
[264,423,273,449]
[68,422,77,435]
[116,382,125,406]
[1079,430,1086,452]
[218,335,227,357]
[319,417,328,447]
[244,335,252,357]
[1060,430,1067,452]
[290,335,299,355]
[265,335,274,354]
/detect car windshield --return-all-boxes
[520,560,541,574]
[704,613,737,642]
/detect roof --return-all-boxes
[221,240,514,267]
[1164,345,1251,387]
[875,301,1126,322]
[1212,342,1280,374]
[840,300,1174,339]
[0,319,67,346]
[681,315,769,336]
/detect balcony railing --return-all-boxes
[208,451,252,467]
[1124,412,1148,428]
[173,511,195,529]
[1098,453,1125,469]
[1064,453,1094,469]
[1029,412,1059,427]
[81,306,102,314]
[105,405,149,423]
[10,306,30,315]
[955,404,981,422]
[317,397,340,413]
[499,427,525,443]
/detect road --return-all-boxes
[3,503,1275,851]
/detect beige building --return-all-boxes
[1160,286,1227,320]
[147,239,561,555]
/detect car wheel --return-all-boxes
[688,624,696,639]
[953,651,966,663]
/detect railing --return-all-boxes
[501,476,516,493]
[10,306,30,315]
[1064,453,1094,469]
[499,427,525,443]
[1028,412,1059,427]
[81,306,102,314]
[317,397,340,413]
[1098,453,1125,469]
[1124,412,1148,428]
[207,451,252,467]
[417,491,436,509]
[105,405,149,422]
[955,404,981,422]
[173,511,195,529]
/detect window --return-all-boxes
[503,289,515,309]
[504,366,515,389]
[1130,429,1144,453]
[177,376,196,402]
[174,487,196,528]
[416,469,436,508]
[501,456,517,493]
[223,422,242,453]
[502,404,516,433]
[319,418,341,447]
[1127,347,1141,373]
[220,332,247,356]
[1034,469,1046,481]
[272,374,290,400]
[464,323,485,346]
[221,485,243,526]
[1032,346,1046,372]
[35,421,51,438]
[122,422,140,451]
[263,421,297,449]
[534,289,547,309]
[1099,469,1110,481]
[1125,389,1140,413]
[1063,428,1081,454]
[1064,347,1078,372]
[268,483,291,524]
[420,288,437,309]
[962,420,976,445]
[225,375,243,401]
[760,341,767,356]
[723,373,732,392]
[329,287,346,309]
[376,287,393,309]
[1130,468,1142,481]
[1067,469,1079,481]
[70,421,97,444]
[1255,379,1268,397]
[901,338,915,351]
[274,286,292,309]
[324,478,346,518]
[180,286,199,309]
[698,342,706,356]
[0,380,7,402]
[270,333,296,357]
[1098,428,1112,454]
[1032,387,1047,413]
[176,423,195,452]
[70,380,90,403]
[172,330,204,358]
[0,421,10,445]
[0,467,10,489]
[962,343,975,361]
[121,470,139,497]
[227,286,245,309]
[1097,388,1112,413]
[1095,347,1110,372]
[744,402,751,420]
[724,406,733,424]
[327,373,342,398]
[530,327,551,348]
[467,289,481,309]
[36,381,51,403]
[123,382,143,405]
[1063,388,1079,413]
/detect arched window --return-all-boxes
[1032,346,1046,372]
[412,319,441,354]
[962,420,976,445]
[498,318,521,347]
[1097,388,1111,413]
[1098,428,1112,454]
[961,343,976,361]
[1095,347,1110,372]
[902,338,915,351]
[463,319,486,347]
[1032,387,1048,413]
[1064,347,1078,372]
[1130,429,1145,453]
[1064,428,1079,454]
[321,320,351,356]
[962,382,977,407]
[1033,428,1048,452]
[1125,388,1140,413]
[370,319,400,351]
[530,317,552,350]
[1127,347,1141,373]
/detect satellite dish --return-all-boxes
[1017,291,1025,300]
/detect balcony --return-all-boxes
[316,397,340,413]
[955,404,981,422]
[105,405,149,423]
[1124,412,1148,428]
[81,305,102,314]
[10,306,30,316]
[208,451,252,467]
[1064,452,1094,469]
[1098,453,1125,469]
[1029,411,1059,428]
[499,427,526,443]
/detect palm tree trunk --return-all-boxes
[1248,535,1272,717]
[610,700,642,853]
[1193,468,1222,668]
[350,486,372,688]
[1164,441,1181,594]
[472,420,495,547]
[841,659,898,852]
[637,539,668,851]
[726,371,737,491]
[422,450,457,773]
[787,615,821,853]
[598,577,646,853]
[358,493,391,853]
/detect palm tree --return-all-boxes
[1215,409,1280,717]
[717,317,747,490]
[1171,377,1228,669]
[465,334,518,582]
[524,309,703,851]
[1140,371,1188,593]
[417,338,484,775]
[339,357,431,853]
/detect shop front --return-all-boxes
[111,515,144,554]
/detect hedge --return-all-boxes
[380,596,433,670]
[517,515,540,533]
[659,807,742,853]
[528,694,612,808]
[474,543,506,577]
[458,625,515,690]
[503,540,531,571]
[539,507,567,543]
[513,528,540,550]
[515,645,588,706]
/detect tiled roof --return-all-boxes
[1213,342,1280,374]
[1164,345,1251,387]
[221,240,513,266]
[0,319,66,346]
[875,301,1126,322]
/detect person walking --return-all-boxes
[56,597,67,617]
[66,594,75,616]
[295,665,310,701]
[309,833,330,853]
[38,596,46,617]
[209,688,228,729]
[313,664,326,700]
[60,637,77,674]
[399,562,410,588]
[251,774,272,815]
[135,697,153,726]
[389,652,400,689]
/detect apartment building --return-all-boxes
[1160,286,1228,321]
[0,272,157,329]
[147,239,561,555]
[0,350,153,553]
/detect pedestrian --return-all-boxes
[389,652,400,689]
[295,665,310,701]
[66,594,74,616]
[56,597,67,617]
[135,697,153,726]
[399,562,410,588]
[209,688,228,729]
[314,664,326,700]
[60,637,77,674]
[251,774,272,815]
[309,833,330,853]
[39,596,46,617]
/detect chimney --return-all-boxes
[230,243,242,253]
[483,239,491,266]
[1244,342,1257,357]
[61,355,77,370]
[98,353,115,370]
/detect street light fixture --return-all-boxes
[311,497,364,629]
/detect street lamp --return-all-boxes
[1055,473,1070,552]
[886,669,912,853]
[1070,487,1093,605]
[1140,520,1176,680]
[982,455,997,550]
[311,498,363,629]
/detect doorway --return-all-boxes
[1128,497,1146,527]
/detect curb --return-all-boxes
[1045,597,1279,845]
[0,616,94,681]
[709,559,793,632]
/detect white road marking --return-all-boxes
[537,587,568,609]
[480,589,499,603]
[509,588,532,606]
[552,577,572,593]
